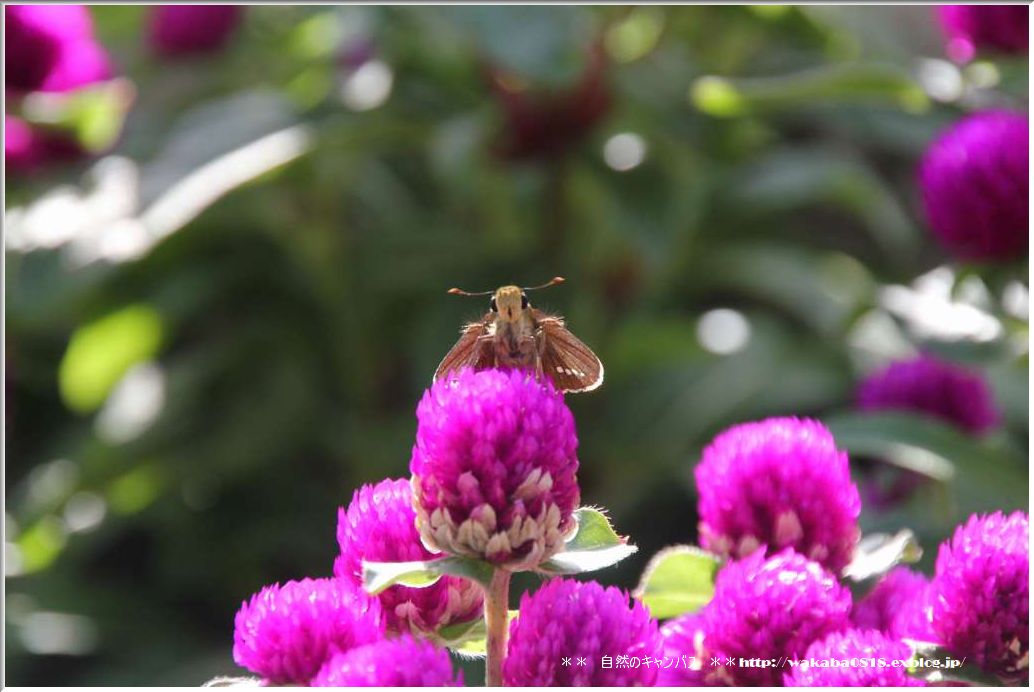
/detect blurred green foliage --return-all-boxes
[5,5,1028,685]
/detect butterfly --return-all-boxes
[434,277,604,393]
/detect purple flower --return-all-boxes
[4,4,112,94]
[334,478,482,634]
[919,110,1029,262]
[312,635,463,687]
[503,578,661,686]
[4,115,87,174]
[938,6,1028,62]
[695,417,861,572]
[931,511,1029,681]
[655,611,708,686]
[784,628,925,687]
[702,549,853,686]
[410,368,580,569]
[148,5,243,58]
[858,354,1001,435]
[852,567,936,642]
[232,577,384,685]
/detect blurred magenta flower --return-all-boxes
[410,368,580,569]
[919,110,1029,262]
[503,578,661,686]
[938,5,1028,62]
[852,566,936,641]
[695,417,861,572]
[232,577,384,685]
[701,549,853,686]
[312,635,463,687]
[858,354,1001,434]
[4,115,84,173]
[655,611,708,686]
[931,511,1029,681]
[147,5,243,58]
[5,4,112,94]
[490,44,611,161]
[784,629,925,686]
[333,478,482,634]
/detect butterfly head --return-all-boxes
[491,285,529,322]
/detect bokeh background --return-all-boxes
[4,4,1028,685]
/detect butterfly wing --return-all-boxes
[434,314,495,382]
[534,311,604,393]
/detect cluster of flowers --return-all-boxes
[229,364,1028,687]
[5,5,242,173]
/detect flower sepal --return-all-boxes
[535,507,637,576]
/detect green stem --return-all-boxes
[484,568,512,687]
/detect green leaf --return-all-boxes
[58,304,165,414]
[361,555,493,595]
[824,411,1028,515]
[905,641,1006,687]
[437,610,518,659]
[633,545,721,619]
[842,529,921,582]
[21,79,134,153]
[537,507,637,575]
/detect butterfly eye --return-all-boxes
[490,297,498,312]
[521,293,529,309]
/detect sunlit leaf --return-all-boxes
[537,507,637,575]
[58,304,165,414]
[362,555,493,595]
[634,545,721,619]
[842,529,921,582]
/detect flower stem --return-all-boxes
[484,568,512,687]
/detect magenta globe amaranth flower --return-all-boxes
[931,511,1029,681]
[858,354,1001,435]
[233,577,384,685]
[938,6,1028,62]
[695,417,861,572]
[503,578,661,686]
[4,4,112,93]
[148,5,243,58]
[784,628,925,687]
[312,635,463,687]
[410,368,580,569]
[702,549,853,686]
[655,611,708,687]
[919,110,1028,262]
[853,566,935,642]
[334,478,482,634]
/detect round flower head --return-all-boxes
[784,628,925,687]
[148,5,243,58]
[695,417,861,572]
[655,611,708,687]
[853,566,935,642]
[503,578,661,686]
[919,110,1028,262]
[702,548,853,686]
[410,368,580,569]
[4,4,112,94]
[312,635,463,687]
[932,511,1029,681]
[334,478,482,634]
[938,6,1028,62]
[858,354,1001,435]
[233,577,384,685]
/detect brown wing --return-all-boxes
[434,314,495,383]
[534,311,604,393]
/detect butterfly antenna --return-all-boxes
[447,287,495,297]
[523,276,566,292]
